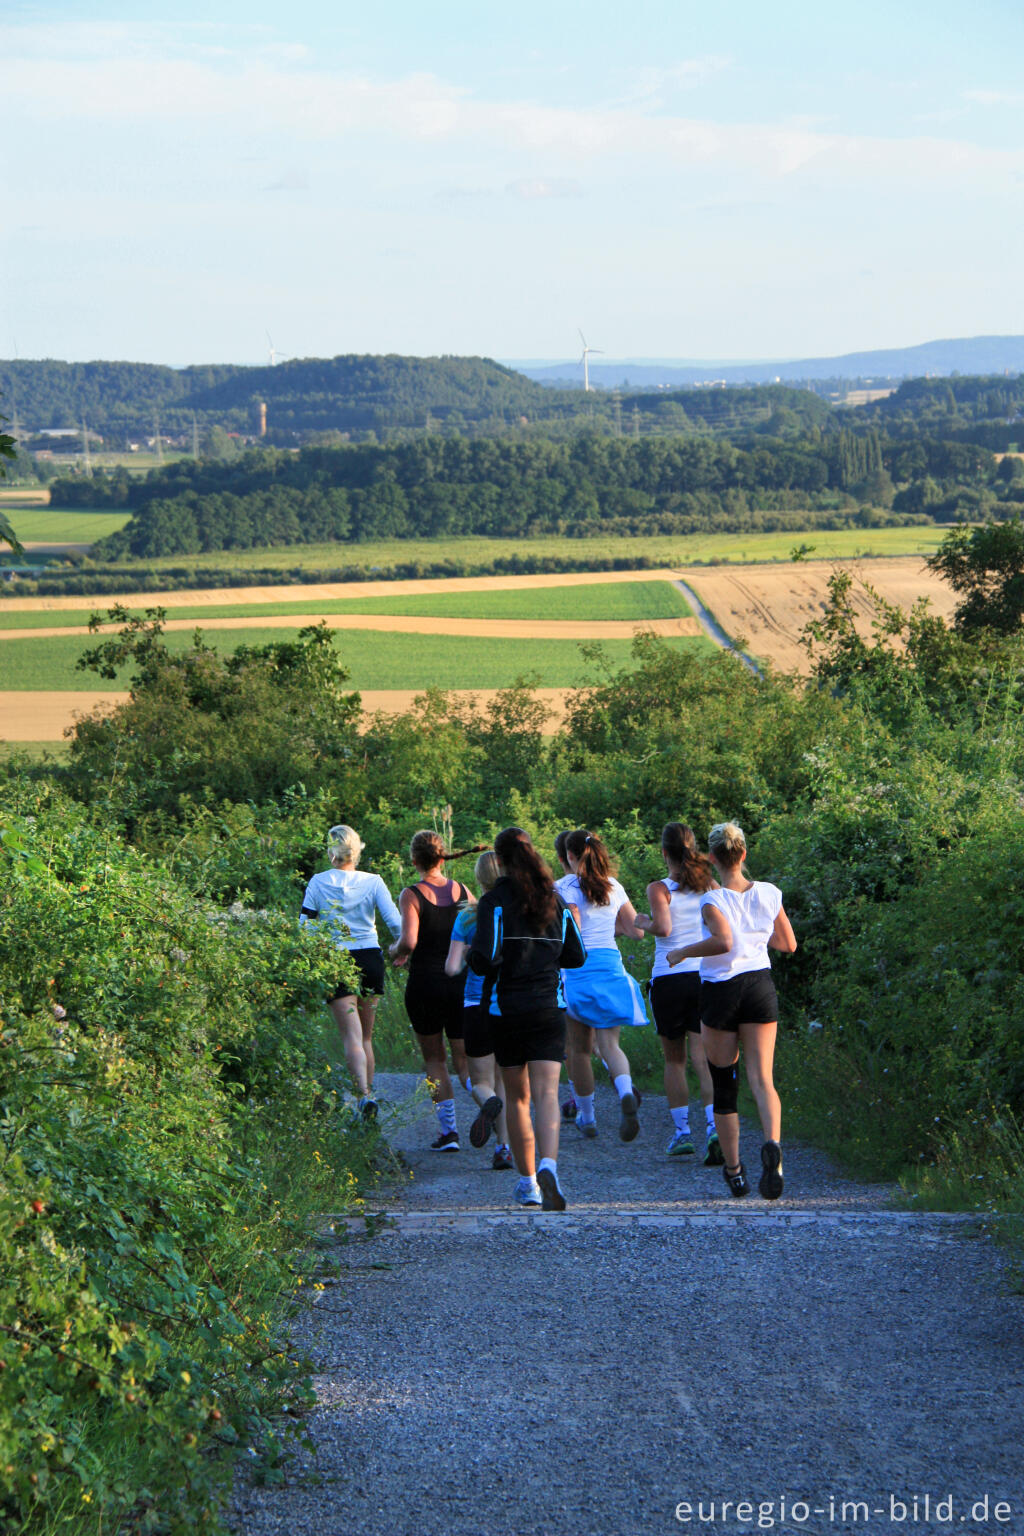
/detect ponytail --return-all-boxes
[493,826,556,931]
[564,828,613,907]
[661,822,716,894]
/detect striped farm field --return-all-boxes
[0,579,691,631]
[9,508,134,543]
[0,628,715,692]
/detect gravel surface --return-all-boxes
[232,1073,1024,1536]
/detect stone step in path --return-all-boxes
[232,1073,1024,1536]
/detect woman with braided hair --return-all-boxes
[469,827,586,1210]
[555,829,647,1142]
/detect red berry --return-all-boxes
[31,1200,45,1214]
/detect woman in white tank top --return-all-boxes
[635,823,722,1164]
[667,821,796,1201]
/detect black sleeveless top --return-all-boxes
[407,881,467,976]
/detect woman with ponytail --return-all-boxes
[666,821,797,1200]
[635,823,722,1164]
[555,830,648,1143]
[469,827,586,1210]
[390,829,475,1151]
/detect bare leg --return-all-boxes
[660,1034,689,1108]
[467,1054,509,1144]
[598,1026,631,1083]
[528,1059,563,1165]
[358,996,379,1091]
[739,1021,781,1142]
[688,1031,715,1110]
[701,1024,741,1170]
[449,1037,469,1092]
[329,995,370,1097]
[417,1031,452,1103]
[501,1064,534,1177]
[568,1016,595,1095]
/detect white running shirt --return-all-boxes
[698,882,783,981]
[300,868,402,950]
[554,873,631,950]
[651,880,708,978]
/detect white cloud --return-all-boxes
[505,178,582,199]
[962,88,1024,106]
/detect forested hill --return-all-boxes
[2,354,830,445]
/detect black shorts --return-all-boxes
[700,970,778,1032]
[650,972,701,1039]
[404,970,466,1041]
[329,947,385,1001]
[493,1007,566,1069]
[463,1003,496,1060]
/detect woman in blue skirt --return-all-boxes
[555,829,647,1141]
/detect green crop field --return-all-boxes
[103,526,948,575]
[0,580,691,631]
[10,509,134,541]
[0,628,715,691]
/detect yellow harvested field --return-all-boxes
[0,688,573,741]
[686,557,956,673]
[0,613,701,643]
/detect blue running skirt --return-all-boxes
[563,948,648,1029]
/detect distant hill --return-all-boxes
[515,336,1024,389]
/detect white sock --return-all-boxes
[516,1174,539,1193]
[437,1098,456,1134]
[566,1079,576,1099]
[705,1104,716,1130]
[538,1156,557,1176]
[671,1105,691,1133]
[577,1092,595,1123]
[614,1073,634,1101]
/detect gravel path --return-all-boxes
[233,1074,1024,1536]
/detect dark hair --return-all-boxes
[494,826,556,931]
[554,829,571,869]
[410,829,445,871]
[564,828,613,907]
[661,822,716,894]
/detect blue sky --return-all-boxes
[4,1,1023,367]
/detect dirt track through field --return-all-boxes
[0,688,576,741]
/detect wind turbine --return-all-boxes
[578,329,603,393]
[266,332,290,367]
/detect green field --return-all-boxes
[99,526,948,575]
[10,508,134,541]
[0,580,691,631]
[0,628,715,691]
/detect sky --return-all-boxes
[3,0,1024,369]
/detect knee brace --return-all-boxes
[708,1059,739,1116]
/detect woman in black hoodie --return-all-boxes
[469,827,586,1211]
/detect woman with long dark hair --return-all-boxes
[469,827,586,1210]
[444,850,514,1171]
[390,830,473,1151]
[635,823,722,1164]
[555,830,647,1142]
[667,821,796,1199]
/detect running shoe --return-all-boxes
[619,1092,640,1143]
[759,1140,784,1200]
[537,1167,567,1212]
[469,1094,503,1149]
[358,1096,378,1122]
[703,1130,725,1167]
[430,1130,460,1152]
[723,1162,750,1198]
[514,1178,542,1207]
[561,1096,579,1122]
[577,1118,598,1139]
[666,1129,695,1158]
[491,1145,515,1171]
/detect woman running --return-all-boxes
[469,827,586,1210]
[635,822,723,1165]
[300,824,401,1120]
[554,830,581,1123]
[667,821,797,1199]
[391,830,473,1151]
[555,830,647,1142]
[445,850,514,1171]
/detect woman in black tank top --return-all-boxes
[391,830,474,1151]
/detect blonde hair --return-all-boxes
[328,824,364,865]
[708,821,746,866]
[474,850,499,891]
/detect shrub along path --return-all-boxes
[232,1074,1023,1536]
